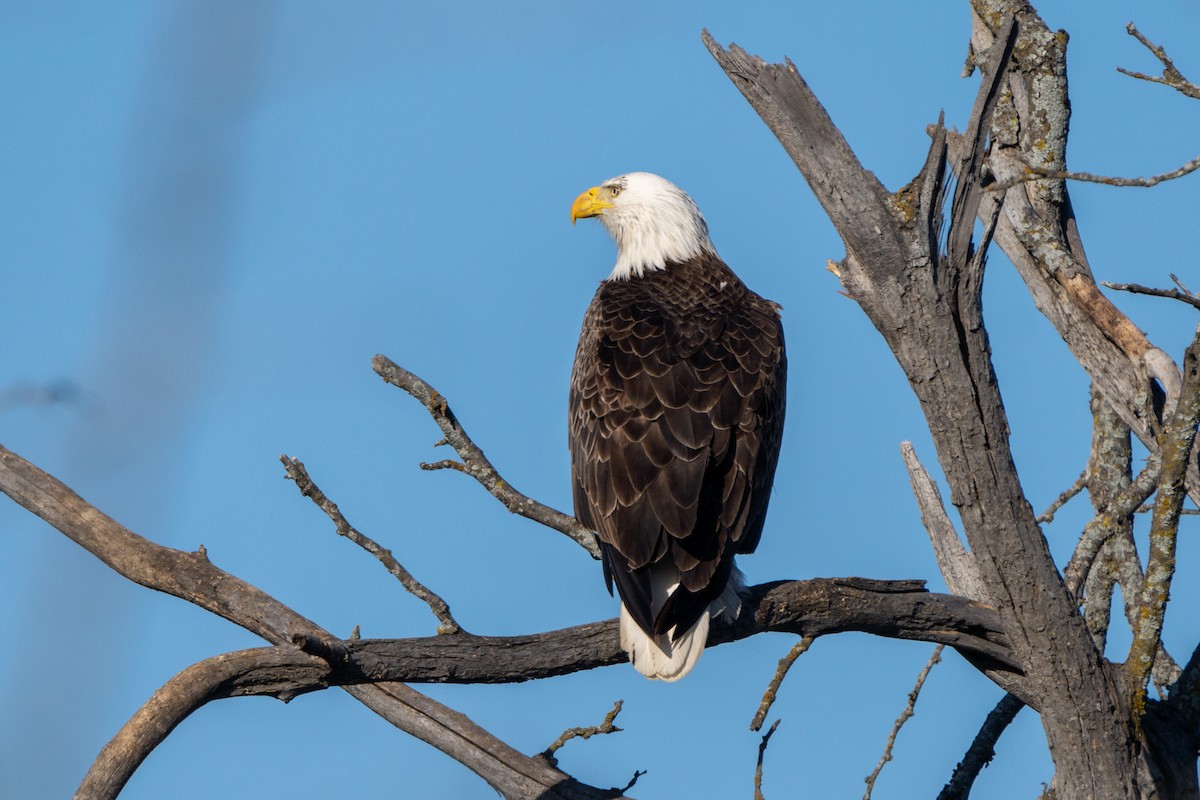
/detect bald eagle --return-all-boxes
[569,172,786,681]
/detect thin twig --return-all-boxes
[987,23,1200,195]
[540,700,624,765]
[988,154,1200,192]
[419,459,469,473]
[615,770,647,795]
[281,455,462,634]
[863,645,944,799]
[1038,468,1088,524]
[1102,281,1200,312]
[373,355,600,558]
[1117,22,1200,100]
[754,719,781,800]
[751,637,814,731]
[82,647,330,800]
[936,693,1025,800]
[1135,503,1200,515]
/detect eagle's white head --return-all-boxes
[571,172,716,280]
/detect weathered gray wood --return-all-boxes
[0,438,1026,800]
[900,442,987,602]
[0,444,622,800]
[965,0,1198,507]
[704,18,1146,797]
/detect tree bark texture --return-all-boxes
[0,445,625,800]
[0,442,1027,799]
[703,14,1150,797]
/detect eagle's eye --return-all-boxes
[609,186,622,198]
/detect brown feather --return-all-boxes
[569,252,786,641]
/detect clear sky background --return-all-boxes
[3,2,1199,798]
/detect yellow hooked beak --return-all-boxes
[570,186,612,225]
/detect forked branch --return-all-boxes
[281,454,462,633]
[1117,22,1200,100]
[372,354,599,557]
[0,444,625,800]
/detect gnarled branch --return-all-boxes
[0,443,625,800]
[373,354,599,557]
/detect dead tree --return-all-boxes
[1,1,1197,797]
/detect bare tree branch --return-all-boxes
[0,444,625,800]
[1117,22,1200,100]
[1038,469,1088,524]
[750,636,814,732]
[959,3,1200,514]
[1103,280,1200,312]
[280,454,462,634]
[74,573,1029,800]
[864,646,944,799]
[1062,454,1162,596]
[111,579,1022,691]
[1082,388,1135,655]
[541,700,624,765]
[937,692,1026,800]
[1173,643,1200,733]
[988,155,1200,192]
[78,647,330,799]
[901,442,986,601]
[1127,328,1200,709]
[372,354,599,558]
[754,719,781,800]
[705,11,1146,791]
[1081,389,1182,693]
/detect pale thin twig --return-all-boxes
[281,455,462,634]
[1102,280,1200,312]
[751,636,815,731]
[863,645,944,800]
[540,700,624,765]
[1038,468,1088,524]
[373,355,600,558]
[1117,22,1200,100]
[989,23,1200,194]
[754,719,781,800]
[1136,503,1200,515]
[988,154,1200,192]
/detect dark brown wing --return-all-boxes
[569,254,786,639]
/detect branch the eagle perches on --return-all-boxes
[0,426,1022,800]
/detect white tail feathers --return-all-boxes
[619,604,709,682]
[619,565,746,681]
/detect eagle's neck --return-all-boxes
[604,208,715,281]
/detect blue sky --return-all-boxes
[2,2,1199,798]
